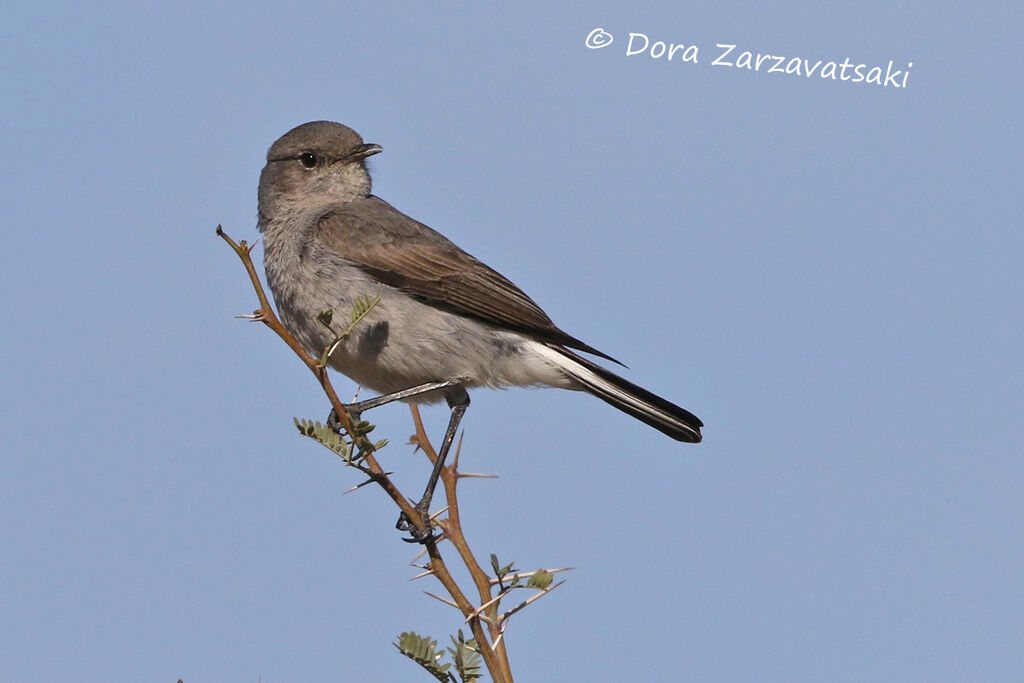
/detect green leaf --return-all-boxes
[527,570,554,590]
[292,417,377,464]
[394,631,455,682]
[449,630,484,683]
[317,290,383,365]
[351,290,382,322]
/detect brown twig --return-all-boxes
[409,406,514,683]
[216,226,422,527]
[218,226,510,683]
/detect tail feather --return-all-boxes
[533,344,703,443]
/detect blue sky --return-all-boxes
[1,3,1020,681]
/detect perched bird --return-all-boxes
[257,121,702,539]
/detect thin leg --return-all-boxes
[348,379,463,417]
[397,388,470,543]
[326,378,464,432]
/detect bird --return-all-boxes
[257,121,702,540]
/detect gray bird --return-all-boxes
[258,121,702,540]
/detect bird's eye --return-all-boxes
[299,152,318,169]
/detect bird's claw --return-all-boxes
[396,502,437,544]
[326,407,361,434]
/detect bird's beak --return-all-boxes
[349,143,383,161]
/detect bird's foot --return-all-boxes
[326,406,361,435]
[396,501,438,544]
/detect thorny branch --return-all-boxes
[219,226,566,683]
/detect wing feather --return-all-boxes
[315,196,619,363]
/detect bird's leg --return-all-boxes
[326,378,464,432]
[397,388,470,543]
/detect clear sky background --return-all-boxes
[1,3,1020,682]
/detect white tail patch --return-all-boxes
[528,341,702,442]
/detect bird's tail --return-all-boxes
[533,344,703,443]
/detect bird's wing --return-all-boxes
[315,196,620,363]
